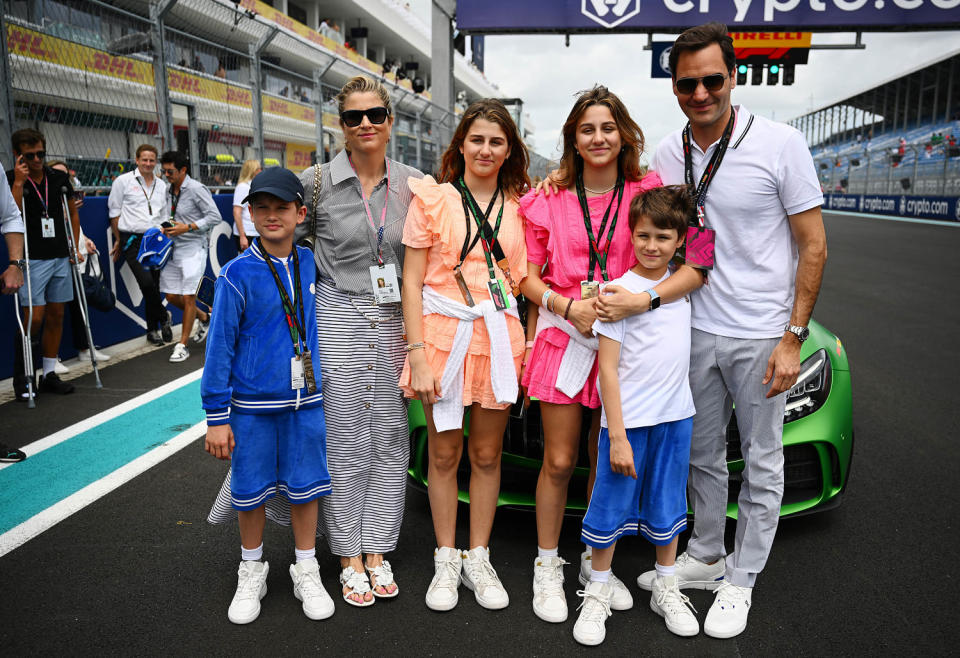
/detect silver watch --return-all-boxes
[785,324,809,343]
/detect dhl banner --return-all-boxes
[284,142,315,173]
[731,32,812,48]
[6,24,321,125]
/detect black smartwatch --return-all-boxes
[644,288,661,311]
[13,259,26,272]
[785,324,809,343]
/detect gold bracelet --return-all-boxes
[405,342,425,352]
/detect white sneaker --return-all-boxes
[289,558,335,620]
[55,359,69,375]
[579,549,633,610]
[651,574,700,637]
[572,581,612,646]
[169,343,190,363]
[77,348,110,362]
[461,546,509,610]
[704,581,752,639]
[193,315,210,343]
[228,560,269,624]
[637,552,726,591]
[532,555,568,623]
[425,547,462,611]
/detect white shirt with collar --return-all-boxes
[651,105,823,340]
[107,169,167,234]
[0,162,25,236]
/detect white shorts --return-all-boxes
[159,247,206,296]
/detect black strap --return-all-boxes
[682,108,736,222]
[575,168,625,282]
[258,239,307,356]
[458,178,505,280]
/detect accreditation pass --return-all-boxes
[369,263,401,304]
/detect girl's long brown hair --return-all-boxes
[438,98,531,198]
[555,85,645,189]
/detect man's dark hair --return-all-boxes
[628,185,694,238]
[160,150,189,171]
[668,22,736,78]
[12,128,46,154]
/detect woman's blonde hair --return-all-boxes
[335,75,393,116]
[238,159,260,184]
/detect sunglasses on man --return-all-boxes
[340,107,389,128]
[674,73,727,95]
[20,151,46,161]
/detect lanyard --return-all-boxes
[575,170,625,282]
[682,108,736,227]
[136,175,157,216]
[350,156,391,265]
[26,174,50,217]
[259,239,307,356]
[458,178,504,281]
[170,188,181,220]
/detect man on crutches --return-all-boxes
[8,129,82,400]
[1,160,28,460]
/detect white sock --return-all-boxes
[538,546,558,559]
[42,357,58,376]
[655,563,676,577]
[295,547,315,563]
[241,543,263,562]
[590,568,611,584]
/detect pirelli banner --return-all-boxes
[456,0,960,32]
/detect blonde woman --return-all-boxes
[232,159,261,251]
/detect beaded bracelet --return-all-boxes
[563,297,574,320]
[405,342,425,352]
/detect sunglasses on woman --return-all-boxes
[674,74,727,95]
[340,107,389,128]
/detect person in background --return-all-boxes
[232,159,261,252]
[1,158,28,460]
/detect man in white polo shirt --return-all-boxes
[604,23,826,639]
[108,144,169,345]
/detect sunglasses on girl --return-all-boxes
[340,107,389,127]
[674,73,727,95]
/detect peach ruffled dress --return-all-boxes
[399,176,527,410]
[519,172,663,409]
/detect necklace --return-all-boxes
[583,183,615,194]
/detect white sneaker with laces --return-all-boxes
[579,549,633,610]
[461,546,509,610]
[55,359,69,375]
[572,581,612,646]
[289,558,335,620]
[704,581,752,639]
[193,316,210,343]
[425,547,462,612]
[651,574,700,636]
[636,551,726,591]
[228,560,269,624]
[169,343,190,363]
[532,555,568,623]
[77,348,110,362]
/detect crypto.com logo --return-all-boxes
[582,0,640,29]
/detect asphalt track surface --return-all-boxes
[1,211,958,656]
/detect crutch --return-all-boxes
[13,193,36,407]
[60,187,102,388]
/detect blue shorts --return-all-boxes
[20,257,74,306]
[581,417,693,547]
[230,405,331,511]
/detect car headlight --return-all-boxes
[783,348,832,423]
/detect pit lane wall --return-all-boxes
[0,194,240,380]
[824,193,960,223]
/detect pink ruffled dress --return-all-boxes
[520,172,663,408]
[399,176,527,410]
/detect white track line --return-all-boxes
[0,420,207,557]
[825,209,960,227]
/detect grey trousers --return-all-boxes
[686,329,786,588]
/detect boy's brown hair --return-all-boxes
[628,185,695,237]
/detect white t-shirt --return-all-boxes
[651,105,823,339]
[592,270,696,430]
[107,170,167,234]
[232,181,257,237]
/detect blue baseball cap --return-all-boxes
[242,167,304,204]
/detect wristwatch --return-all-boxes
[13,259,26,272]
[785,324,809,343]
[645,288,661,311]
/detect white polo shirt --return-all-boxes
[651,105,823,339]
[107,170,167,234]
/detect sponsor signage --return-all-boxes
[456,0,960,32]
[651,41,673,78]
[825,193,960,222]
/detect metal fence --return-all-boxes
[1,0,550,192]
[814,144,960,197]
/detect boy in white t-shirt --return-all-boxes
[573,186,701,646]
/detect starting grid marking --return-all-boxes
[0,369,207,557]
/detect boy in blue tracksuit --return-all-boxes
[202,167,333,625]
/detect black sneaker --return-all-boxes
[161,310,173,343]
[39,372,75,395]
[0,443,27,463]
[147,329,164,346]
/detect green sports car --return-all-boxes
[407,318,853,518]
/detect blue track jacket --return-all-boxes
[201,241,322,426]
